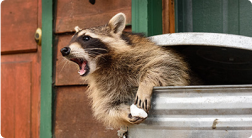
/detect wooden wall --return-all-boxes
[54,0,131,137]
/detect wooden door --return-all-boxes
[54,0,131,137]
[1,0,41,138]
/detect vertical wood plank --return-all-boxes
[2,62,32,138]
[132,0,163,36]
[132,0,148,35]
[169,0,175,33]
[1,64,15,138]
[41,0,54,137]
[162,0,175,33]
[14,62,32,138]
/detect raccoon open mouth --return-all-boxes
[70,58,90,76]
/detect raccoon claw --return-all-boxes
[117,127,128,138]
[128,113,147,124]
[134,95,151,112]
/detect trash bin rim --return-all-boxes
[149,32,252,51]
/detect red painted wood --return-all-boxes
[1,62,32,138]
[1,53,41,138]
[1,0,41,137]
[56,0,131,33]
[1,0,38,54]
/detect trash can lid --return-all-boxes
[149,33,252,51]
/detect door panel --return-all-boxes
[2,62,32,138]
[1,53,41,138]
[1,0,41,137]
[1,0,38,53]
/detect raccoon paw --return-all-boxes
[128,113,147,124]
[134,94,151,112]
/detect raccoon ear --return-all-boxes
[75,26,81,32]
[108,13,126,35]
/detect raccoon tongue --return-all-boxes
[78,62,86,76]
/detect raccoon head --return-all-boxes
[60,13,127,76]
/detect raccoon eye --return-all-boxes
[83,35,91,41]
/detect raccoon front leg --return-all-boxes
[134,81,154,112]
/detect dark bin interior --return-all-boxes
[173,46,252,85]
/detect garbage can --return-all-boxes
[128,33,252,138]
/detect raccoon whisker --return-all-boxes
[89,55,96,58]
[68,52,86,58]
[60,59,70,74]
[89,53,108,61]
[85,48,108,52]
[70,51,83,54]
[89,50,101,54]
[89,54,100,59]
[58,57,69,65]
[89,53,107,61]
[97,55,108,61]
[88,51,104,55]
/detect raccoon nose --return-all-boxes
[60,47,71,56]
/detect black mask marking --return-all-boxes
[69,33,109,58]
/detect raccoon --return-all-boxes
[60,13,193,129]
